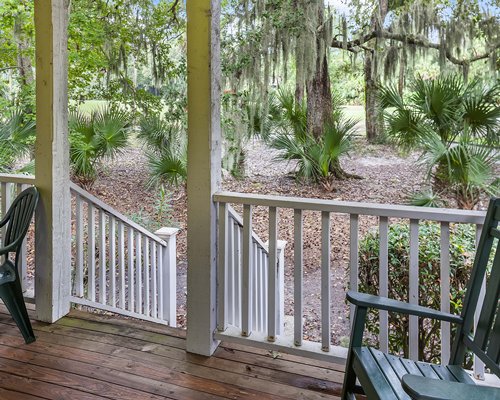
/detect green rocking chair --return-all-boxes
[0,186,39,344]
[342,197,500,400]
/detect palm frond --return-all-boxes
[322,117,355,164]
[462,83,500,144]
[384,108,428,151]
[68,106,131,184]
[147,151,187,187]
[93,108,130,158]
[138,115,179,151]
[378,85,405,110]
[409,189,444,208]
[0,111,35,171]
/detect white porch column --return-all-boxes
[34,0,71,322]
[186,0,222,355]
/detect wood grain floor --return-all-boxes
[0,305,345,399]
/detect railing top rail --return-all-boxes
[228,204,268,251]
[214,191,486,224]
[0,173,36,185]
[70,182,167,246]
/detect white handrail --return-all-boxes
[215,191,486,223]
[70,183,178,326]
[70,182,167,245]
[0,174,35,185]
[220,205,285,336]
[215,190,486,367]
[228,205,268,250]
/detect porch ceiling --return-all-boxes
[0,304,344,399]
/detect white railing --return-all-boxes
[70,182,178,326]
[0,174,36,299]
[218,205,285,335]
[214,191,486,368]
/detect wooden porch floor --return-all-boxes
[0,304,345,399]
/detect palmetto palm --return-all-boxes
[138,114,187,187]
[0,111,35,172]
[380,75,500,209]
[69,107,130,187]
[269,89,356,190]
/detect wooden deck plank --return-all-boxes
[0,375,66,400]
[0,309,342,396]
[0,306,343,400]
[0,319,338,399]
[0,329,303,400]
[5,307,343,374]
[0,358,148,400]
[0,350,175,400]
[67,308,187,338]
[57,315,341,382]
[67,308,344,372]
[48,322,340,388]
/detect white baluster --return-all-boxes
[87,204,96,302]
[440,222,451,364]
[217,202,228,331]
[379,216,389,353]
[321,211,331,352]
[409,219,419,360]
[242,204,253,337]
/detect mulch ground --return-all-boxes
[86,138,440,343]
[21,136,493,343]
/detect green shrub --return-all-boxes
[137,114,187,187]
[358,221,476,363]
[269,89,357,190]
[380,75,500,209]
[69,107,131,187]
[0,111,35,172]
[127,186,177,231]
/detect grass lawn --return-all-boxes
[342,105,366,136]
[76,100,110,113]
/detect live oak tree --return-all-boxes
[0,0,184,176]
[0,0,184,115]
[224,0,499,143]
[68,0,184,113]
[0,0,35,115]
[331,0,500,141]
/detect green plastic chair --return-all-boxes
[0,186,39,344]
[342,197,500,400]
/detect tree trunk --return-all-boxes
[295,80,304,108]
[14,13,34,88]
[364,0,389,142]
[398,51,405,95]
[305,2,333,139]
[306,52,332,139]
[364,50,379,142]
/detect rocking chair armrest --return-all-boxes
[0,242,17,256]
[401,374,500,400]
[0,215,9,228]
[347,291,463,324]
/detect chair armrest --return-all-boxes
[0,215,8,228]
[402,374,500,400]
[0,242,17,256]
[347,291,463,324]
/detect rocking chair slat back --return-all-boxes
[487,306,500,363]
[451,198,500,375]
[3,187,38,250]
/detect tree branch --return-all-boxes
[0,66,22,73]
[331,31,377,53]
[382,31,500,66]
[331,30,500,66]
[168,0,181,24]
